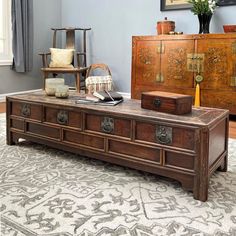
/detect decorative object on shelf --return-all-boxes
[169,31,183,35]
[188,0,218,34]
[45,78,65,96]
[223,25,236,33]
[198,13,212,34]
[194,75,204,107]
[156,17,175,34]
[55,85,69,98]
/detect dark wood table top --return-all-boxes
[7,91,229,127]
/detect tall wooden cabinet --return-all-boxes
[131,34,236,114]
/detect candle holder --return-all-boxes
[55,85,69,98]
[45,78,64,96]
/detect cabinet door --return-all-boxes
[161,39,195,89]
[197,38,236,90]
[132,37,161,98]
[132,37,195,98]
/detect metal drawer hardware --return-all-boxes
[156,73,164,82]
[154,99,161,108]
[21,104,31,117]
[156,125,172,145]
[232,42,236,54]
[230,77,236,87]
[101,117,114,134]
[156,44,165,54]
[187,53,205,72]
[57,110,68,125]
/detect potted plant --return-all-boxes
[188,0,218,33]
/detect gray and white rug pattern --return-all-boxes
[0,113,236,236]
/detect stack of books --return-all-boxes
[75,90,123,106]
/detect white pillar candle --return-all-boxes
[45,78,65,96]
[55,85,69,98]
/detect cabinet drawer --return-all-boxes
[44,107,82,129]
[11,101,42,121]
[164,150,194,171]
[10,118,24,131]
[135,121,195,150]
[63,130,104,151]
[26,122,60,140]
[85,114,131,138]
[108,140,161,163]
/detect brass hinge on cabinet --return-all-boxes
[187,53,205,72]
[157,44,165,54]
[232,42,236,54]
[156,73,164,82]
[230,77,236,87]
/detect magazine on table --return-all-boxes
[93,90,123,101]
[75,91,123,106]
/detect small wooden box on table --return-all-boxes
[6,91,229,201]
[141,91,193,115]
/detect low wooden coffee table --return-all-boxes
[6,91,229,201]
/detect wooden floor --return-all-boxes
[0,102,236,139]
[0,103,5,113]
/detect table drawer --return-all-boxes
[11,101,42,121]
[63,130,104,151]
[108,140,161,163]
[85,113,131,138]
[164,150,195,171]
[135,121,195,150]
[44,107,82,129]
[26,122,60,140]
[10,118,24,131]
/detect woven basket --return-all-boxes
[85,64,113,94]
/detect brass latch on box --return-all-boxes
[230,77,236,87]
[156,73,164,82]
[232,42,236,54]
[156,44,165,54]
[187,53,205,72]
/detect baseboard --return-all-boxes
[0,89,42,102]
[119,92,131,99]
[0,90,131,102]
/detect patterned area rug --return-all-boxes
[0,113,236,236]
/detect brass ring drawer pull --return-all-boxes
[101,117,114,134]
[156,125,172,145]
[57,110,68,125]
[21,104,31,117]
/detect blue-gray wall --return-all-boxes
[61,0,236,93]
[1,0,236,94]
[0,0,61,94]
